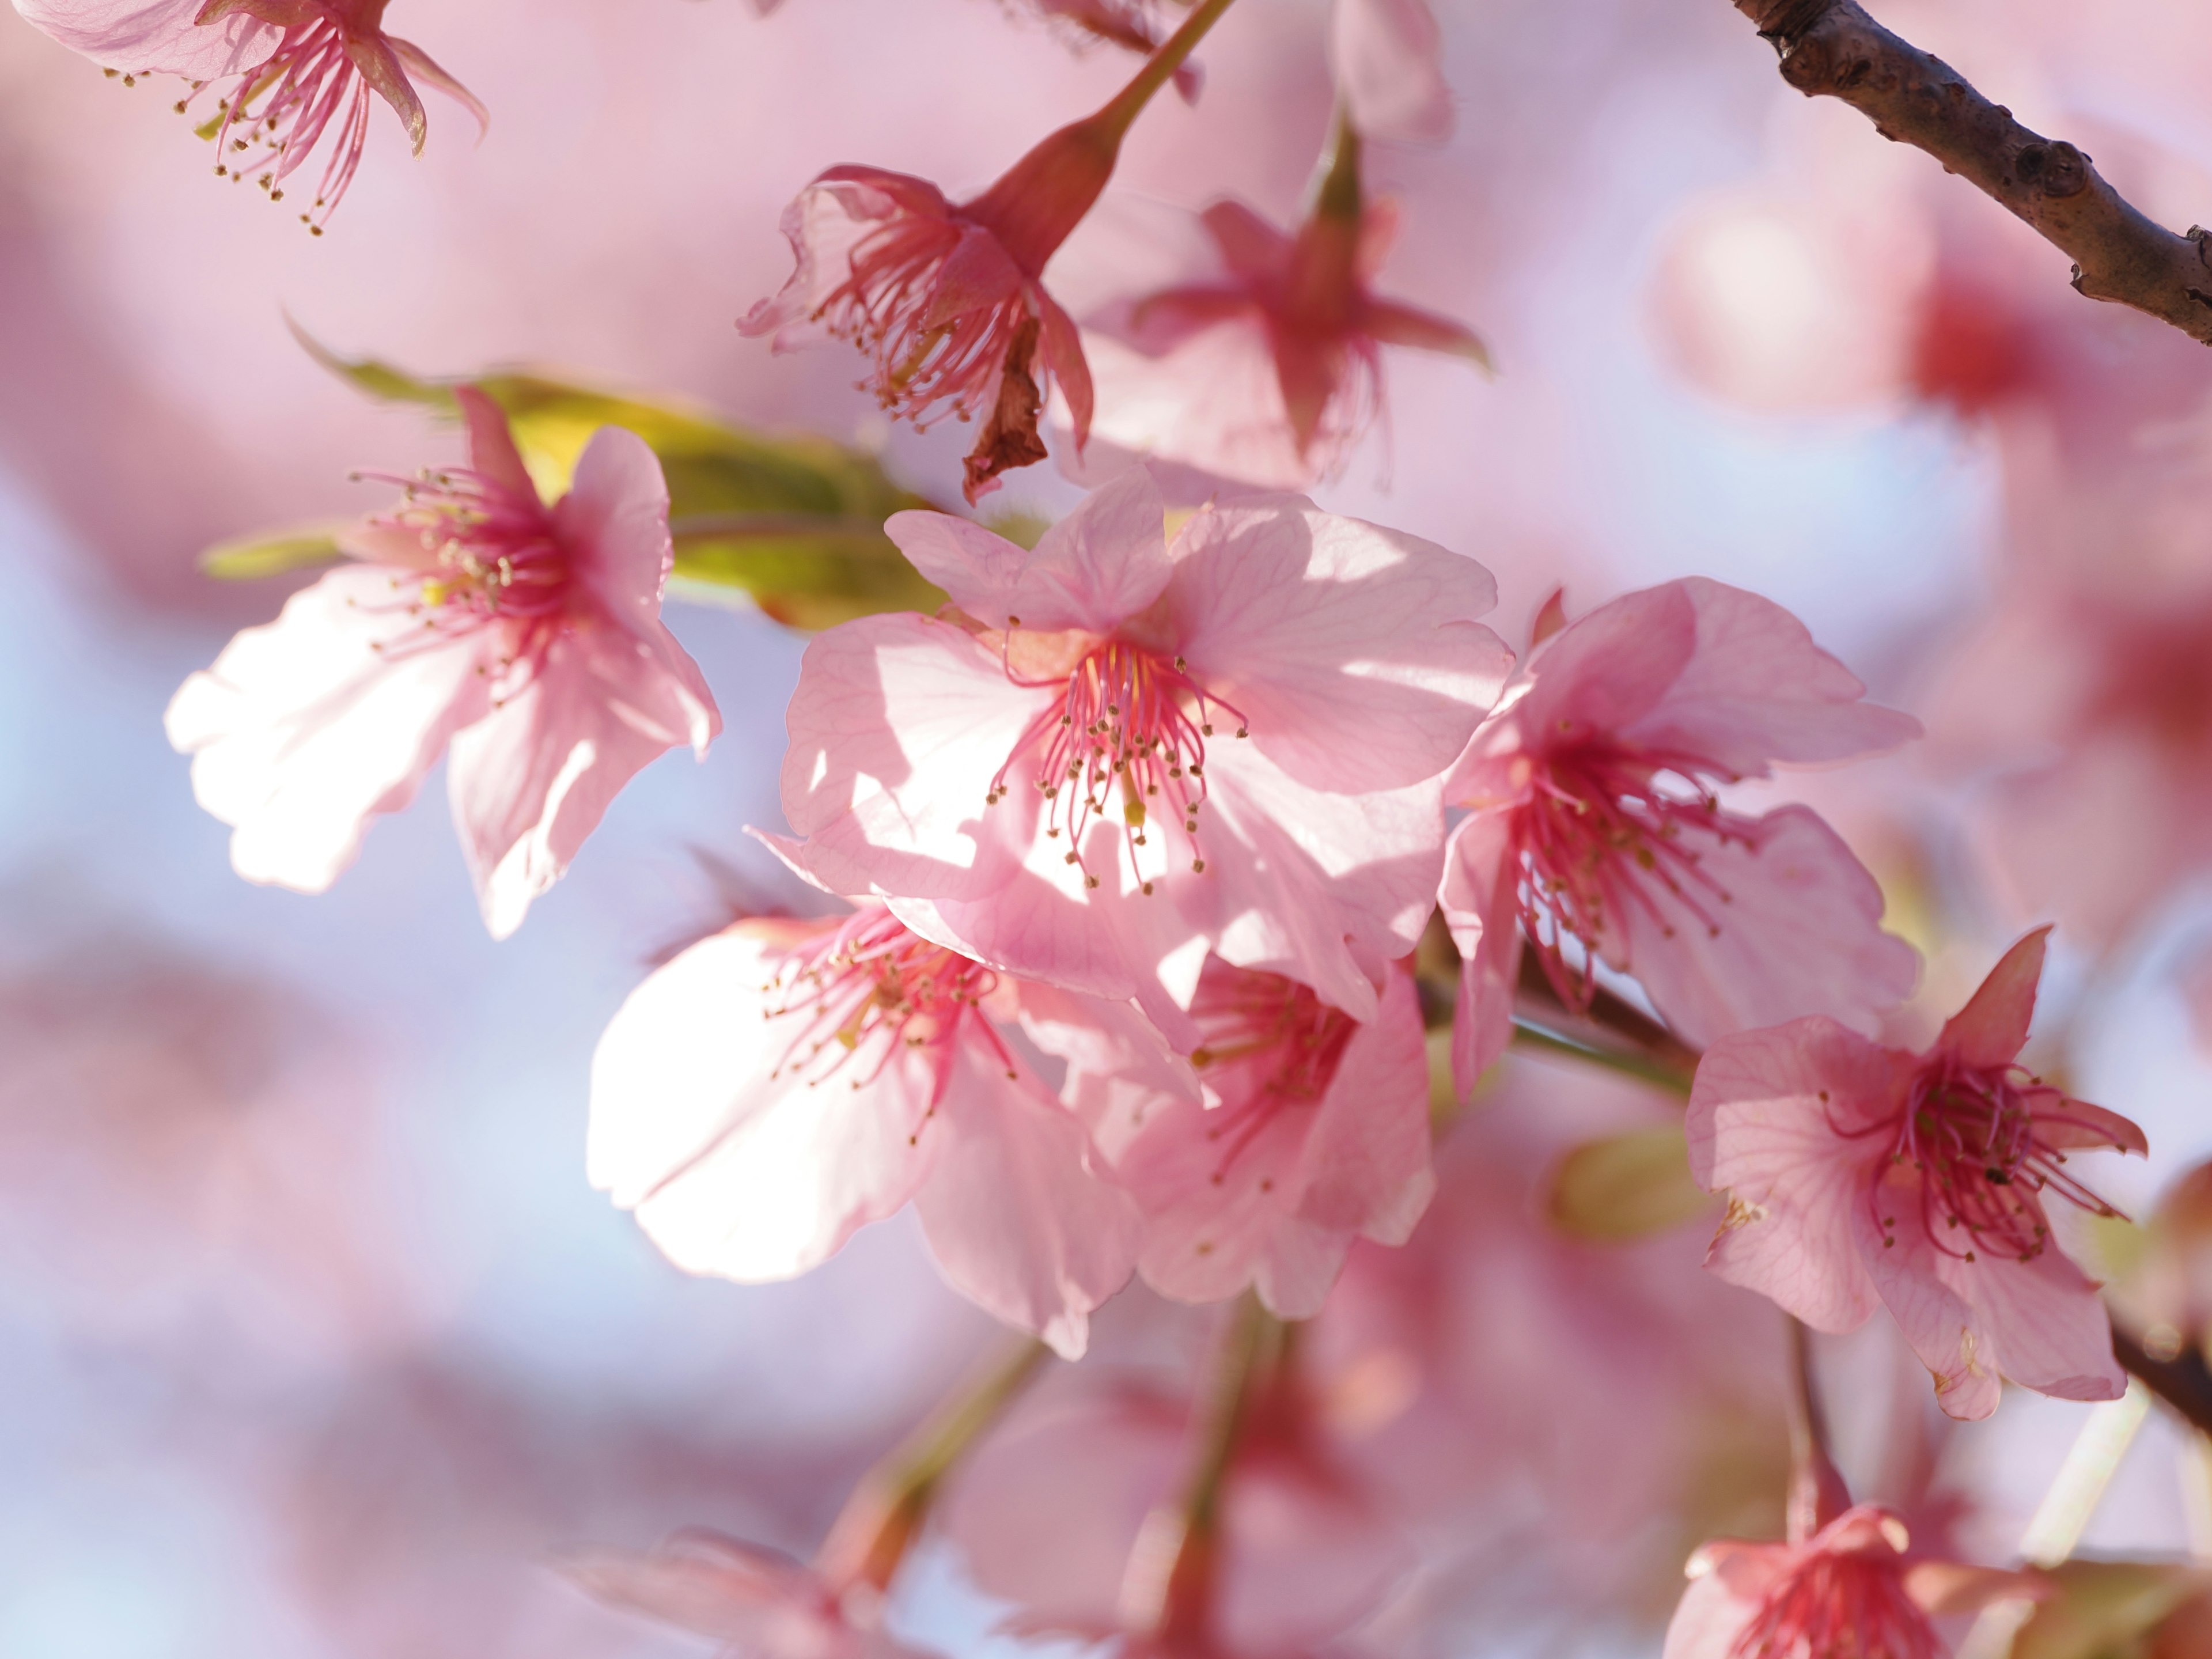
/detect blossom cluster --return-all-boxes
[12,0,2209,1654]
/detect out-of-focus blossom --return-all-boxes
[778,468,1510,1044]
[166,389,718,938]
[1330,0,1449,146]
[1025,956,1433,1317]
[13,0,483,227]
[1006,1,1202,101]
[1081,176,1488,490]
[562,1530,930,1659]
[943,1365,1413,1657]
[2104,1158,2212,1366]
[1304,1055,1787,1641]
[1931,571,2212,954]
[588,901,1139,1358]
[1689,929,2147,1420]
[1440,577,1919,1099]
[740,1,1224,502]
[1664,1505,2035,1659]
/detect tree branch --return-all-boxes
[1732,0,2212,346]
[2111,1322,2212,1440]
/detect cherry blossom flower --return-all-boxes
[560,1530,931,1659]
[1080,179,1489,490]
[165,388,718,938]
[14,0,484,228]
[1665,1505,2037,1659]
[1688,929,2149,1420]
[777,467,1511,1044]
[1440,577,1920,1100]
[1331,0,1450,146]
[586,901,1141,1358]
[1022,957,1433,1317]
[739,3,1222,502]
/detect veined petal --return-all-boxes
[587,925,939,1282]
[914,1044,1141,1358]
[886,465,1171,633]
[1938,927,2051,1069]
[1164,495,1510,794]
[17,0,275,79]
[165,562,490,894]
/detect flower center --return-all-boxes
[1857,1060,2122,1266]
[1503,739,1742,1009]
[817,215,1029,429]
[357,464,570,683]
[760,908,1014,1130]
[1186,969,1355,1182]
[189,6,376,232]
[988,638,1247,894]
[1730,1552,1938,1659]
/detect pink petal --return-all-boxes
[164,563,490,895]
[1438,807,1523,1100]
[1687,1018,1899,1334]
[1194,748,1449,1019]
[1852,1190,2002,1421]
[586,925,938,1282]
[1113,965,1431,1316]
[780,612,1058,900]
[445,620,714,940]
[14,0,275,78]
[1074,317,1321,491]
[1330,0,1452,146]
[555,1535,824,1642]
[556,425,719,751]
[1162,495,1511,794]
[386,36,488,141]
[2036,1094,2149,1156]
[913,1044,1141,1358]
[1035,285,1095,449]
[1954,1233,2126,1407]
[453,385,539,505]
[1492,581,1700,759]
[1215,1449,1415,1656]
[1358,296,1492,370]
[1937,927,2051,1070]
[1012,979,1205,1161]
[1619,578,1922,775]
[343,33,425,154]
[1607,804,1919,1048]
[1661,1567,1759,1659]
[885,467,1172,634]
[1198,199,1294,282]
[740,168,956,342]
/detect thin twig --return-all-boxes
[1731,0,2212,346]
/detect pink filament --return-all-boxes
[1729,1550,1940,1659]
[1185,971,1356,1183]
[202,10,375,228]
[759,908,1016,1129]
[988,639,1247,893]
[1833,1057,2127,1266]
[1507,739,1748,1012]
[356,464,569,680]
[815,215,1032,429]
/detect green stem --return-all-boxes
[813,1336,1050,1594]
[1509,1021,1695,1097]
[1783,1317,1850,1543]
[1095,0,1239,138]
[1118,1294,1278,1642]
[1305,107,1363,225]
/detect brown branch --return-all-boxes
[2112,1322,2212,1440]
[1732,0,2212,346]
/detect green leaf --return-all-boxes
[289,326,949,627]
[1546,1124,1713,1244]
[2013,1560,2211,1659]
[198,524,347,581]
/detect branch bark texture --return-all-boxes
[1733,0,2212,346]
